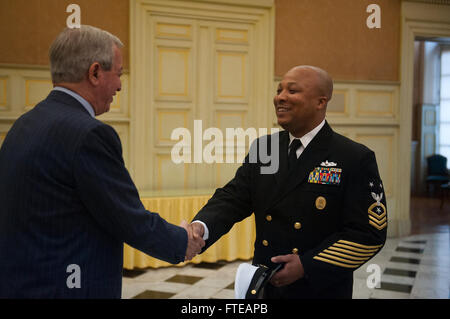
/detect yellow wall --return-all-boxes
[0,0,400,81]
[0,0,129,69]
[274,0,401,81]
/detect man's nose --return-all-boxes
[276,89,287,102]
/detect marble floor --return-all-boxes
[121,230,449,299]
[122,196,449,299]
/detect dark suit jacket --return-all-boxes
[0,91,187,298]
[193,122,387,298]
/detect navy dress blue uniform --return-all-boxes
[193,122,387,298]
[0,90,187,298]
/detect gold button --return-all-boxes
[251,289,256,295]
[292,248,299,254]
[315,196,327,210]
[262,240,268,246]
[266,215,272,221]
[294,222,302,229]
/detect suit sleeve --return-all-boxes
[73,124,187,264]
[301,150,387,292]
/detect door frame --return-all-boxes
[398,1,450,236]
[129,0,275,190]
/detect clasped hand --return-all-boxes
[269,254,305,287]
[180,220,205,261]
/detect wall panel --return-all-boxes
[355,132,396,197]
[0,66,131,166]
[156,47,192,99]
[24,79,53,109]
[0,77,8,109]
[156,154,189,190]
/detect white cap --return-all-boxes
[234,263,258,299]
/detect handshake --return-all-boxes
[180,221,206,261]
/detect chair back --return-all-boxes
[427,154,448,176]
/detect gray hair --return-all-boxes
[49,25,123,83]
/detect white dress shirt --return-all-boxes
[288,119,325,158]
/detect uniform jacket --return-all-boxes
[193,121,387,298]
[0,90,187,298]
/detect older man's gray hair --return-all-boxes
[49,25,123,83]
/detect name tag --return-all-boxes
[308,167,342,185]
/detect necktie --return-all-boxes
[288,139,302,170]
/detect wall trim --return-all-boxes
[0,63,50,70]
[0,63,130,74]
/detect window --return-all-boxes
[439,48,450,168]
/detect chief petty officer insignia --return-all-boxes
[367,181,387,230]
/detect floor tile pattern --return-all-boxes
[122,232,449,299]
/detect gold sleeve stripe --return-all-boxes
[369,215,387,224]
[327,246,375,257]
[333,243,379,253]
[313,240,383,268]
[370,221,387,230]
[323,249,372,261]
[337,240,383,250]
[368,214,387,230]
[318,252,366,265]
[313,256,360,268]
[368,210,386,219]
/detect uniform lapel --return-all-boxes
[265,122,334,211]
[262,131,289,210]
[273,130,289,186]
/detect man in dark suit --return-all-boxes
[0,25,204,298]
[191,65,387,298]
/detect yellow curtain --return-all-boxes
[123,195,255,269]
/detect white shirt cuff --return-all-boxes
[191,220,209,241]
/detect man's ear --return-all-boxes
[317,96,328,110]
[88,63,101,85]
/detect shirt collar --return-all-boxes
[289,119,326,149]
[52,86,95,118]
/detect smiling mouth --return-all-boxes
[276,106,290,113]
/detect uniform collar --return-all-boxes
[288,119,326,148]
